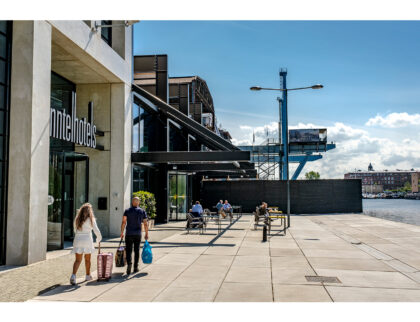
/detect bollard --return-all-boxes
[262,224,267,242]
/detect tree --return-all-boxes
[305,171,320,180]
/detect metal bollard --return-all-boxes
[262,224,267,242]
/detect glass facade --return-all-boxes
[132,101,158,152]
[48,73,89,250]
[0,21,11,265]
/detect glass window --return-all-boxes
[0,35,6,59]
[0,85,4,110]
[101,20,112,46]
[132,103,139,152]
[0,60,5,84]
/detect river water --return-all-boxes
[363,199,420,226]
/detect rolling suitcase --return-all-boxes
[97,242,113,281]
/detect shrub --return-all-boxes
[132,190,157,219]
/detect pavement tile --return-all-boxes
[154,253,200,266]
[271,256,313,270]
[237,247,270,256]
[215,282,273,302]
[203,246,240,255]
[139,264,186,281]
[225,266,272,284]
[153,284,220,302]
[171,264,228,287]
[193,254,234,267]
[33,279,120,302]
[326,286,420,302]
[273,284,331,302]
[307,257,396,272]
[271,268,318,285]
[231,255,271,268]
[301,249,373,259]
[270,247,303,257]
[93,279,170,302]
[316,268,420,289]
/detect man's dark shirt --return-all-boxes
[123,206,148,236]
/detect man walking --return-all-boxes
[121,196,149,275]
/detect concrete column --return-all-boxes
[6,21,52,265]
[109,83,132,236]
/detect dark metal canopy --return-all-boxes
[132,151,251,163]
[168,162,255,172]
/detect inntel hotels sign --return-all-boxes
[50,98,97,148]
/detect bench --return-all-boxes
[186,213,206,234]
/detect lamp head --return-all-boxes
[250,86,262,91]
[311,84,324,89]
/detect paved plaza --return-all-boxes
[4,213,420,302]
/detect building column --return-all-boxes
[109,83,132,236]
[6,21,52,265]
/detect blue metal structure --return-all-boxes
[280,69,288,180]
[239,143,336,180]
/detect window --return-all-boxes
[100,20,112,46]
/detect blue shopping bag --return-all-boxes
[141,240,153,264]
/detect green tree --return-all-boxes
[305,171,321,180]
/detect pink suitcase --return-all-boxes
[97,243,113,281]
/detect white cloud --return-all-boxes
[366,112,420,128]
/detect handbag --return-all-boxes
[115,238,126,267]
[141,240,153,264]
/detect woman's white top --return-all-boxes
[72,219,102,254]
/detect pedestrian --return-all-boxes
[120,196,149,275]
[70,203,102,285]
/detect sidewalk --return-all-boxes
[0,221,186,302]
[25,213,420,302]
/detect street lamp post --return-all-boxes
[250,77,323,229]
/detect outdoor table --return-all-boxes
[267,210,287,235]
[232,205,242,219]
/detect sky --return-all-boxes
[133,21,420,178]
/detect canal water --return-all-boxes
[363,199,420,226]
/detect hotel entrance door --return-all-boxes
[47,152,89,251]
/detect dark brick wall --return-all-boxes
[200,179,362,214]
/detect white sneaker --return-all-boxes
[85,275,93,282]
[70,274,77,285]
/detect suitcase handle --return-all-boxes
[98,242,101,254]
[118,238,125,248]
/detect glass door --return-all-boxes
[47,152,88,250]
[168,173,188,221]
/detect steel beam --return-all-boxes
[132,151,251,163]
[239,143,336,154]
[168,162,255,171]
[250,154,322,163]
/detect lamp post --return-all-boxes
[250,78,323,228]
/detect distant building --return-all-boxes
[345,164,419,190]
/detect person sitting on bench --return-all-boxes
[216,200,226,218]
[191,201,203,217]
[187,201,205,229]
[223,200,233,218]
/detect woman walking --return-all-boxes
[70,203,102,285]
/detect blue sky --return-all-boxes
[134,21,420,178]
